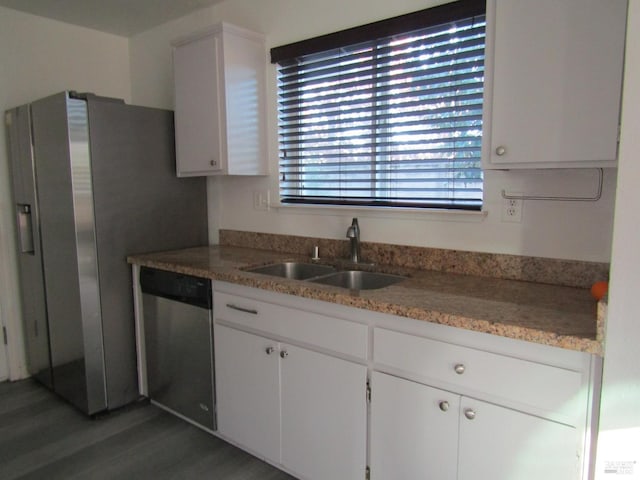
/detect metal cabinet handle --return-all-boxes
[495,146,506,156]
[439,401,449,412]
[225,304,258,315]
[280,350,289,359]
[464,408,476,420]
[454,364,466,375]
[265,346,275,355]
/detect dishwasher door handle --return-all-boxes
[225,304,258,315]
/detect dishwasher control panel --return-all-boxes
[140,267,211,309]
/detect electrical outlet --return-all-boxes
[253,190,270,211]
[502,196,522,223]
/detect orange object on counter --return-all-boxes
[591,281,609,300]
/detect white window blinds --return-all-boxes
[274,5,486,210]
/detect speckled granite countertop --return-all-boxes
[128,245,604,355]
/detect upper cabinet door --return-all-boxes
[173,31,223,176]
[482,0,628,169]
[173,23,267,177]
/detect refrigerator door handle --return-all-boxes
[16,204,35,254]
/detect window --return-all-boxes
[271,0,486,210]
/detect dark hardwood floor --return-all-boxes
[0,379,295,480]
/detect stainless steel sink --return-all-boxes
[310,270,406,290]
[244,262,336,280]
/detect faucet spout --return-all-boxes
[346,217,361,263]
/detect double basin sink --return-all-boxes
[244,262,406,291]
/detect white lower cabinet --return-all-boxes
[214,312,367,480]
[370,371,459,479]
[370,371,577,480]
[280,344,367,480]
[457,397,577,480]
[215,324,280,461]
[212,283,598,480]
[370,325,594,480]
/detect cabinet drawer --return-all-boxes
[215,291,368,360]
[373,328,583,419]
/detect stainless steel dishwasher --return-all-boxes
[140,267,215,431]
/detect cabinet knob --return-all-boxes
[495,146,506,156]
[265,346,275,355]
[454,364,466,375]
[210,159,217,166]
[280,350,289,359]
[439,401,450,412]
[464,408,476,420]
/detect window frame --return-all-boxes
[271,0,487,211]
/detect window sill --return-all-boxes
[272,203,488,223]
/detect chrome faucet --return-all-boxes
[346,217,361,263]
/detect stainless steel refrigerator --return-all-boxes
[5,91,208,415]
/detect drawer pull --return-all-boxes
[226,303,258,315]
[454,364,466,375]
[265,346,275,355]
[439,401,449,412]
[464,408,476,420]
[280,350,289,359]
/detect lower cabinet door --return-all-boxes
[458,398,578,480]
[370,371,460,480]
[280,344,367,480]
[214,324,281,462]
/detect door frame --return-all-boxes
[0,240,28,382]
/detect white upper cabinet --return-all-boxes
[482,0,628,169]
[172,23,267,176]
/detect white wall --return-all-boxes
[129,0,616,263]
[595,0,640,476]
[0,6,131,379]
[0,0,620,378]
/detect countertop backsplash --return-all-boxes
[219,229,609,289]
